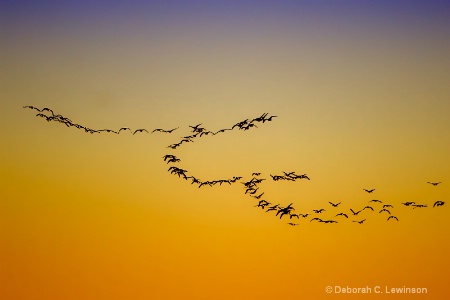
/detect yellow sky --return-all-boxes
[1,2,450,299]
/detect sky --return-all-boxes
[1,1,450,299]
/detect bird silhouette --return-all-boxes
[23,105,38,110]
[231,119,249,130]
[427,182,441,186]
[412,204,427,209]
[320,220,338,224]
[189,123,202,131]
[369,199,382,203]
[163,154,177,161]
[433,201,445,208]
[387,216,399,221]
[329,202,341,207]
[264,115,277,122]
[241,123,258,131]
[198,181,213,188]
[379,209,391,214]
[289,213,300,219]
[255,200,270,209]
[313,209,325,213]
[41,107,54,115]
[98,129,118,134]
[245,187,259,194]
[270,174,282,181]
[118,127,132,133]
[250,113,268,123]
[276,203,295,219]
[167,142,182,149]
[213,128,232,135]
[363,189,375,193]
[266,204,280,212]
[199,131,213,137]
[336,213,348,218]
[166,157,180,164]
[350,208,361,216]
[152,127,178,133]
[36,113,53,121]
[133,129,149,135]
[251,192,265,199]
[283,171,295,176]
[24,106,54,115]
[353,219,366,224]
[188,177,201,185]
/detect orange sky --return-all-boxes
[1,1,449,299]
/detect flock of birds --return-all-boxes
[240,176,444,226]
[24,105,446,227]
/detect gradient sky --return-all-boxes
[1,1,450,299]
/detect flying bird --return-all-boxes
[23,105,38,110]
[336,213,348,218]
[387,216,399,221]
[266,204,280,212]
[189,123,203,131]
[245,187,258,194]
[329,202,341,207]
[427,182,441,186]
[299,214,310,218]
[276,203,295,219]
[40,107,54,115]
[264,115,277,122]
[118,127,132,133]
[299,174,310,180]
[231,120,249,130]
[353,219,366,224]
[251,192,265,200]
[36,113,53,121]
[363,189,375,193]
[167,142,182,149]
[133,129,149,135]
[320,220,338,224]
[166,157,181,164]
[255,200,270,209]
[289,213,300,219]
[212,128,231,135]
[433,201,445,208]
[152,127,179,133]
[350,208,361,216]
[24,106,55,116]
[412,204,427,209]
[98,129,119,134]
[369,199,382,203]
[163,154,176,161]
